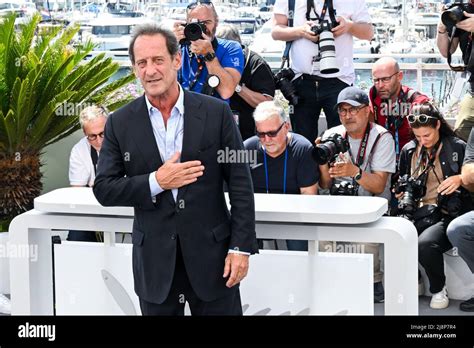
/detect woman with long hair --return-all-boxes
[397,102,472,309]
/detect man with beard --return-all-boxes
[173,1,244,102]
[369,57,430,160]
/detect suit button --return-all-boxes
[171,234,176,240]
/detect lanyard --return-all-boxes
[346,123,371,168]
[414,140,441,178]
[263,140,289,194]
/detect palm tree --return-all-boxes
[0,14,136,230]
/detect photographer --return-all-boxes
[216,25,276,140]
[447,128,474,312]
[436,0,474,141]
[173,1,243,101]
[271,0,373,143]
[244,101,319,251]
[397,102,471,309]
[317,87,396,303]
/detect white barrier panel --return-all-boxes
[9,187,418,315]
[54,243,373,315]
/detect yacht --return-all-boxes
[82,16,153,53]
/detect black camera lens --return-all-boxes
[441,6,465,29]
[312,142,336,165]
[184,22,205,42]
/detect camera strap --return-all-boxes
[306,0,337,23]
[345,122,371,167]
[281,0,296,67]
[447,30,473,72]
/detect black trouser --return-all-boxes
[139,241,242,316]
[418,217,453,294]
[291,75,349,143]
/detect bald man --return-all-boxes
[369,57,430,158]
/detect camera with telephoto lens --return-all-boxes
[330,180,358,196]
[310,19,339,74]
[441,1,474,33]
[394,174,426,219]
[180,21,207,45]
[274,68,299,106]
[312,133,350,165]
[437,190,463,218]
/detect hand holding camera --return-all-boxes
[173,20,187,44]
[301,21,320,43]
[441,1,474,33]
[331,16,352,38]
[456,12,474,32]
[189,33,214,57]
[328,160,359,179]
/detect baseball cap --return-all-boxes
[336,87,369,108]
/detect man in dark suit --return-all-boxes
[93,23,258,316]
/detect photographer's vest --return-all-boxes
[369,85,429,158]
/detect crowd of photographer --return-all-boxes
[165,0,474,310]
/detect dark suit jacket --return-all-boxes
[93,90,258,304]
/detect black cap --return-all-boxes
[336,86,369,108]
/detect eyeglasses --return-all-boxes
[187,1,213,10]
[407,114,438,124]
[256,122,286,138]
[86,132,104,141]
[337,105,366,116]
[371,71,399,84]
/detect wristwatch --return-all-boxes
[353,166,362,182]
[203,51,216,62]
[235,84,242,93]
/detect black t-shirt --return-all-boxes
[244,133,319,194]
[230,48,276,141]
[464,128,474,165]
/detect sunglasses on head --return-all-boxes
[407,114,437,124]
[187,1,213,10]
[256,122,286,138]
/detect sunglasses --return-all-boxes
[87,132,104,141]
[407,114,438,124]
[256,122,286,138]
[187,1,213,10]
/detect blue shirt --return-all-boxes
[179,38,244,102]
[147,86,185,202]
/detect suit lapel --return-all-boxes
[177,91,205,202]
[131,95,164,172]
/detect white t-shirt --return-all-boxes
[322,123,396,200]
[273,0,371,85]
[69,137,96,187]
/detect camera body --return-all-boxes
[330,180,358,196]
[310,19,337,36]
[441,1,474,33]
[312,133,350,165]
[274,68,299,106]
[180,21,207,45]
[437,190,463,218]
[394,174,426,218]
